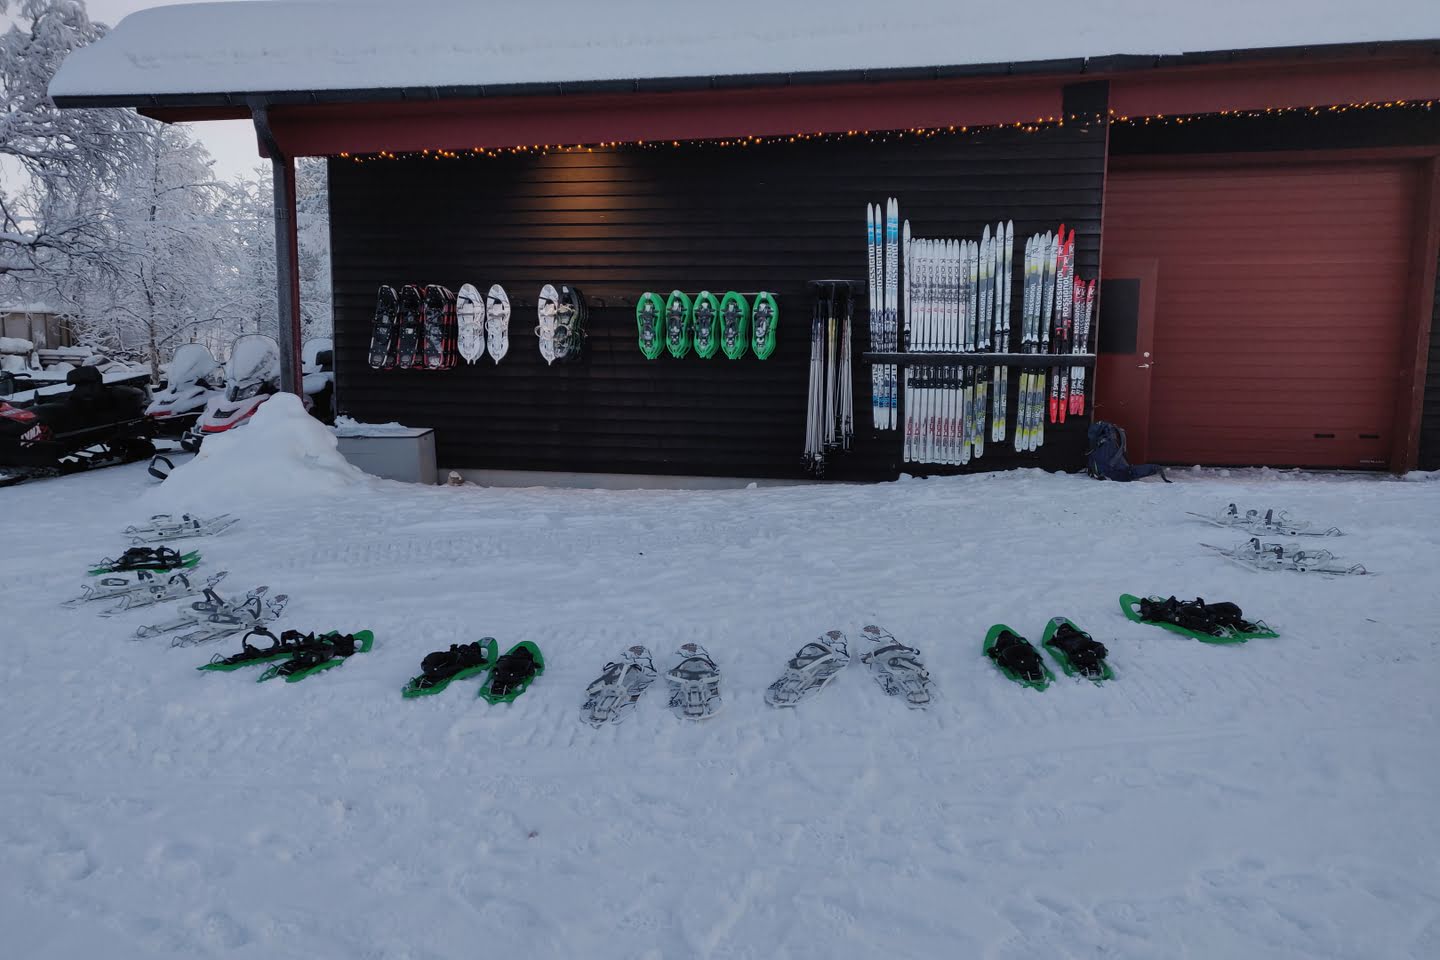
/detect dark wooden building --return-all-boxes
[52,7,1440,478]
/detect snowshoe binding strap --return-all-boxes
[1137,596,1258,637]
[986,630,1046,683]
[101,546,184,571]
[207,626,293,667]
[268,633,359,678]
[1048,623,1108,678]
[487,647,538,699]
[416,641,492,689]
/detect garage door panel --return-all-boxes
[1103,160,1418,468]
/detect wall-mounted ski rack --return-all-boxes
[862,352,1096,368]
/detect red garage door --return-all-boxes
[1101,160,1421,468]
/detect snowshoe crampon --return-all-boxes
[764,631,850,708]
[403,638,499,698]
[859,625,933,708]
[89,546,198,575]
[984,624,1055,691]
[666,642,722,720]
[256,630,374,683]
[1120,593,1277,644]
[580,645,658,727]
[478,641,544,704]
[1040,617,1113,683]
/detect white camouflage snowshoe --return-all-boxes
[135,585,289,645]
[1188,503,1342,537]
[456,283,486,363]
[666,643,722,721]
[65,568,194,607]
[1202,538,1368,576]
[99,571,228,616]
[859,625,934,709]
[485,284,511,363]
[580,646,658,727]
[124,512,238,543]
[764,631,851,707]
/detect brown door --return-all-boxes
[1103,160,1420,468]
[1093,258,1158,462]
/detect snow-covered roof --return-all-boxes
[49,0,1440,103]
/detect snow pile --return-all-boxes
[0,336,34,354]
[150,393,369,509]
[50,0,1440,99]
[333,414,421,437]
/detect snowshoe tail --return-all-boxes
[983,624,1054,691]
[1040,617,1114,683]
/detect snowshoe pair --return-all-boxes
[580,643,720,726]
[403,639,544,703]
[984,619,1113,691]
[1121,594,1278,644]
[88,546,199,575]
[768,626,934,710]
[199,626,374,682]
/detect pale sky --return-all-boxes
[26,0,265,181]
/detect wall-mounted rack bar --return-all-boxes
[862,352,1097,368]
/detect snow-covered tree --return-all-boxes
[0,0,149,277]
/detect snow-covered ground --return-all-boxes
[3,411,1438,959]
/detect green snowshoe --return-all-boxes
[1120,594,1277,644]
[478,641,545,704]
[692,291,720,359]
[984,624,1054,691]
[199,627,335,672]
[1041,617,1114,683]
[751,292,778,359]
[636,292,664,359]
[256,630,374,683]
[719,291,750,359]
[403,637,499,698]
[89,547,200,575]
[664,290,692,359]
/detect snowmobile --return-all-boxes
[179,335,333,453]
[179,334,281,452]
[0,365,155,488]
[144,343,224,437]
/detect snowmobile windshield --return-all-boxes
[165,344,220,386]
[225,335,280,396]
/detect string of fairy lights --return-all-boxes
[338,98,1437,163]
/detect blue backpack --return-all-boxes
[1087,421,1168,482]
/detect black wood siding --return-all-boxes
[328,122,1107,480]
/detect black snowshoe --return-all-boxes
[89,546,194,574]
[1122,594,1278,643]
[1041,618,1114,681]
[987,629,1047,683]
[199,627,330,671]
[403,638,498,698]
[370,285,399,369]
[395,284,424,369]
